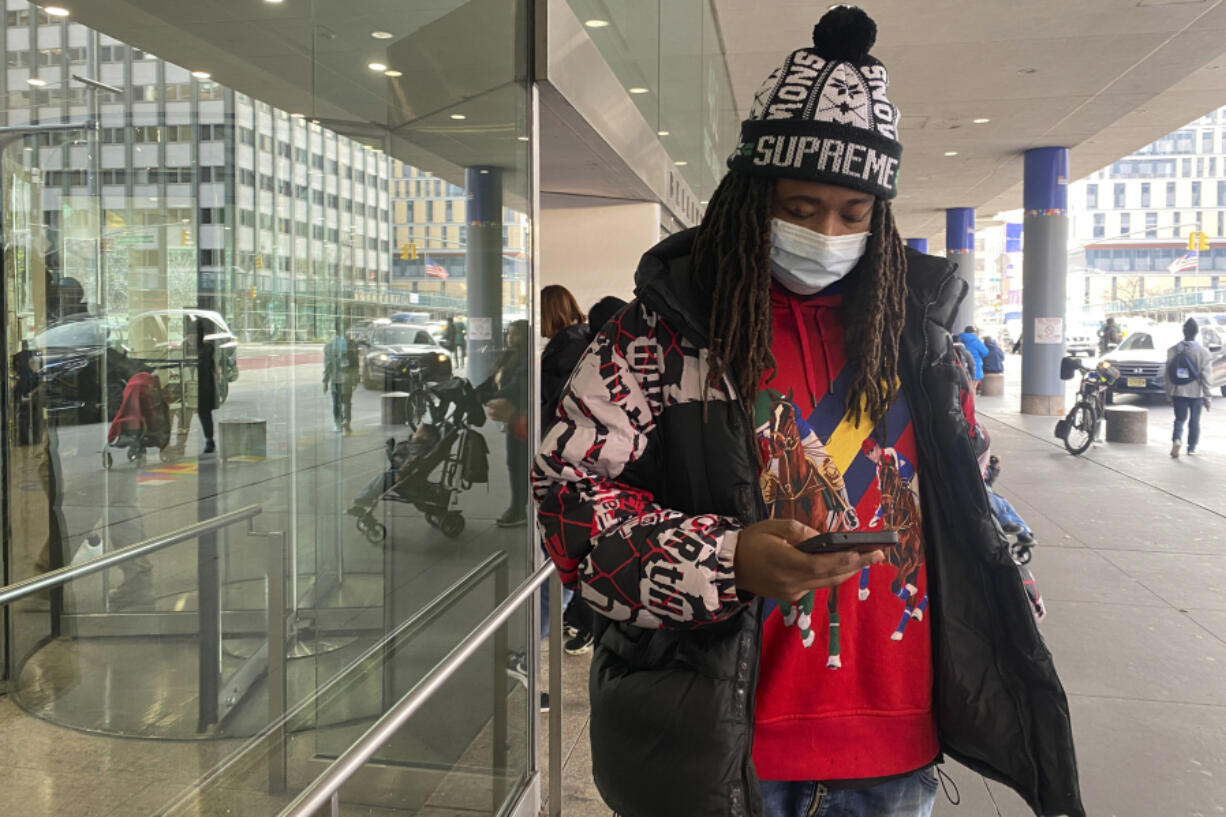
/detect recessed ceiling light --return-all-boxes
[450,114,467,120]
[674,160,688,166]
[944,151,959,157]
[972,117,990,124]
[629,87,649,94]
[517,136,530,141]
[657,130,670,136]
[290,112,304,118]
[26,78,47,86]
[384,69,402,77]
[699,200,708,205]
[585,19,610,28]
[371,31,394,39]
[264,0,283,4]
[44,6,70,17]
[368,62,388,72]
[191,70,211,79]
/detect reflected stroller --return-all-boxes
[104,371,171,468]
[352,377,490,542]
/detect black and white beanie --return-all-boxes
[727,5,902,200]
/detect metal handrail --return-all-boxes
[0,504,262,607]
[152,549,512,814]
[277,560,557,817]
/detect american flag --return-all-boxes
[424,256,449,279]
[1167,251,1199,275]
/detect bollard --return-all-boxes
[381,392,411,425]
[1104,405,1148,444]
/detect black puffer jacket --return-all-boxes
[533,230,1084,817]
[540,322,592,424]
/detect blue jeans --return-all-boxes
[539,575,573,640]
[1172,396,1204,451]
[354,470,397,509]
[759,767,938,817]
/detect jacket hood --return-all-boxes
[634,227,965,345]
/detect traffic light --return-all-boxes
[254,255,264,270]
[180,228,191,245]
[399,243,410,260]
[249,286,257,300]
[1188,230,1210,252]
[409,241,418,260]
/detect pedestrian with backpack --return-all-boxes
[323,320,360,433]
[1166,317,1212,458]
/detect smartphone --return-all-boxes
[795,530,900,555]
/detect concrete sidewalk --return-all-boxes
[550,361,1226,816]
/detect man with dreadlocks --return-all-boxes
[533,7,1082,817]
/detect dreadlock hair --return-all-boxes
[691,171,909,427]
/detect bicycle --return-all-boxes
[403,361,433,430]
[1054,357,1120,456]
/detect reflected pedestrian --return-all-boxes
[480,319,529,527]
[454,318,467,368]
[323,320,359,433]
[441,317,459,365]
[1166,316,1212,458]
[195,318,219,454]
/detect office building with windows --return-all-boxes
[390,161,530,317]
[1069,105,1226,303]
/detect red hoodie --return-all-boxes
[751,283,938,782]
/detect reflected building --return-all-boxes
[390,161,530,320]
[6,13,401,341]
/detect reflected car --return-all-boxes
[127,308,239,402]
[1102,323,1226,399]
[31,315,144,424]
[360,323,453,389]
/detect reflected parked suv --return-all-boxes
[31,315,143,424]
[128,309,240,402]
[1102,323,1226,399]
[360,323,453,389]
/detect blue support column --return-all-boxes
[465,166,503,386]
[945,208,975,332]
[905,238,928,254]
[1020,147,1070,416]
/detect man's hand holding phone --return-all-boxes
[733,519,887,603]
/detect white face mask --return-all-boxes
[769,217,870,295]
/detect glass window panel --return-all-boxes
[0,1,535,815]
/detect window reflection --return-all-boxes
[1,0,535,811]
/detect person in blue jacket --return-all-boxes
[958,325,989,388]
[982,336,1005,375]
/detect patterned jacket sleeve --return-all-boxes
[531,302,745,629]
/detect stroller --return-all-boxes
[352,376,490,543]
[104,371,172,468]
[985,454,1037,564]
